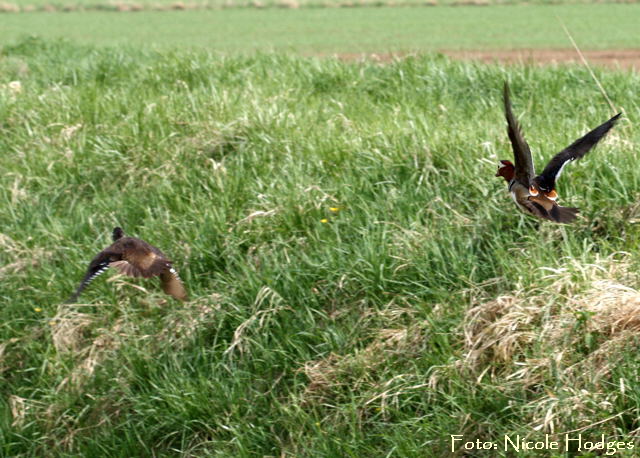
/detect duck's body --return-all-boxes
[499,162,579,223]
[497,82,620,224]
[68,227,187,302]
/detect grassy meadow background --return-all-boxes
[1,5,639,51]
[2,3,640,457]
[0,0,635,11]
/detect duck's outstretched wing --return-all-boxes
[160,267,188,301]
[67,249,118,303]
[504,82,535,187]
[534,113,621,192]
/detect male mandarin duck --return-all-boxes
[68,227,188,302]
[496,82,621,223]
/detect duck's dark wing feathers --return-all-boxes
[535,113,621,192]
[503,82,535,187]
[67,248,122,303]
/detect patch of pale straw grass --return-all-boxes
[0,232,52,279]
[8,293,226,436]
[463,258,638,377]
[453,255,640,433]
[9,395,47,428]
[50,305,124,391]
[0,2,19,12]
[300,319,430,416]
[6,306,122,433]
[156,292,222,347]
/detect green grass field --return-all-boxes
[1,5,640,51]
[0,0,632,11]
[1,17,640,458]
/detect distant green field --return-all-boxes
[1,37,640,456]
[0,0,631,11]
[1,5,639,51]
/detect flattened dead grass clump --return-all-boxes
[464,295,540,369]
[50,305,124,390]
[463,259,640,379]
[570,280,640,335]
[276,0,300,7]
[451,0,489,4]
[7,308,127,439]
[0,233,52,279]
[301,322,430,404]
[9,395,47,428]
[64,328,121,389]
[51,309,95,354]
[59,123,82,142]
[156,294,222,347]
[0,2,19,12]
[457,258,640,431]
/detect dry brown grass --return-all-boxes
[0,2,19,12]
[451,0,488,5]
[50,309,95,354]
[300,319,431,407]
[156,293,222,347]
[8,395,48,428]
[6,293,224,439]
[449,255,640,433]
[0,232,52,279]
[294,298,433,418]
[276,0,300,7]
[5,306,124,437]
[462,259,639,375]
[50,305,124,390]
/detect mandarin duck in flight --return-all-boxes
[68,227,188,302]
[496,82,621,223]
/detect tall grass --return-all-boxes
[1,38,640,455]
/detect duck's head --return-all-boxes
[495,160,515,182]
[112,227,125,241]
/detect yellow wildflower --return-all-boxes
[329,207,340,213]
[320,219,328,223]
[34,307,42,313]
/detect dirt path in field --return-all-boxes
[332,49,640,70]
[444,49,640,70]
